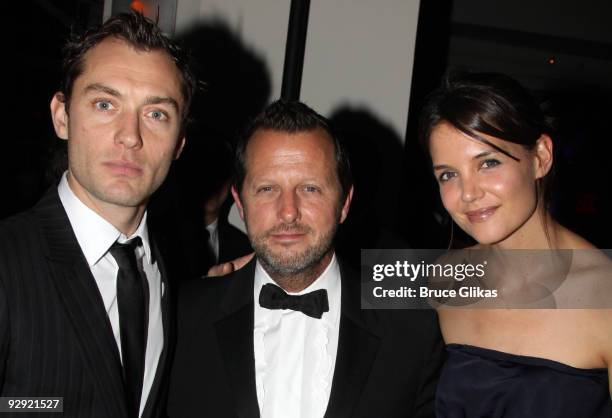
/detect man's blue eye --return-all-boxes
[95,101,112,110]
[148,110,168,120]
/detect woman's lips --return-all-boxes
[465,206,499,223]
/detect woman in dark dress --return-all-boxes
[419,72,612,417]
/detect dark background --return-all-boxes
[402,0,612,249]
[5,0,611,254]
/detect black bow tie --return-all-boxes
[259,283,329,319]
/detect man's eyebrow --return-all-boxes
[144,96,180,113]
[84,83,122,97]
[83,85,180,113]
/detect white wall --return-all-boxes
[176,0,290,102]
[175,0,420,141]
[302,0,420,141]
[174,0,421,232]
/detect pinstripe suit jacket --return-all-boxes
[0,187,173,418]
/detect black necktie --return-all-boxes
[110,237,148,417]
[259,283,329,319]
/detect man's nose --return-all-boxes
[114,111,143,149]
[278,190,300,224]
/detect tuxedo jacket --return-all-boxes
[0,187,173,418]
[217,221,252,266]
[168,258,444,418]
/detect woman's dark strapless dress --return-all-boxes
[436,344,612,417]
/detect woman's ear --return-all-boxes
[534,134,553,179]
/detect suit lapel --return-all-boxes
[205,256,379,418]
[36,188,129,418]
[325,261,381,418]
[214,259,260,418]
[142,226,172,418]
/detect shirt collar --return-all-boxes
[254,253,341,323]
[57,171,153,267]
[206,217,219,240]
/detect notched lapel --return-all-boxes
[38,188,129,418]
[215,305,260,418]
[142,228,172,418]
[214,259,260,418]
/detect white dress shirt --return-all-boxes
[58,172,164,417]
[253,255,342,418]
[205,218,220,262]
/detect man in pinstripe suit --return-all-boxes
[0,12,195,418]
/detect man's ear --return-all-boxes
[339,185,354,224]
[230,185,245,220]
[50,92,69,140]
[534,134,553,179]
[174,136,186,160]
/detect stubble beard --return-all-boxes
[250,222,338,279]
[87,177,149,208]
[69,161,155,209]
